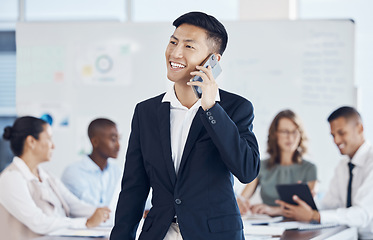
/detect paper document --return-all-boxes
[48,227,111,237]
[242,213,283,225]
[244,225,285,236]
[269,221,339,230]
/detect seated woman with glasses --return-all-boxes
[237,109,317,216]
[0,116,111,240]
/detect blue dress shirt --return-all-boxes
[61,155,122,207]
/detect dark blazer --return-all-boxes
[110,89,260,240]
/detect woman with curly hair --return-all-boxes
[237,109,317,216]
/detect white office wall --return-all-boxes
[25,0,127,21]
[132,0,239,21]
[0,0,18,21]
[20,0,239,22]
[299,0,373,142]
[239,0,298,20]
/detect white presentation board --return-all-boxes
[16,20,355,193]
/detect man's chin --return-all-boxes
[167,73,190,83]
[339,149,347,155]
[166,74,179,82]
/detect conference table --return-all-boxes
[280,225,356,240]
[32,224,357,240]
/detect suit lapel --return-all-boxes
[178,107,204,175]
[157,102,177,186]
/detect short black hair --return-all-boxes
[88,118,116,139]
[3,116,47,156]
[173,11,228,55]
[327,106,362,123]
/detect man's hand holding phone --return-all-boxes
[188,65,218,110]
[187,53,222,111]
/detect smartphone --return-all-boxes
[191,53,222,98]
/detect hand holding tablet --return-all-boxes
[275,183,317,210]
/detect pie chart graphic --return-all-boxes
[95,55,113,74]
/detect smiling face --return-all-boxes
[165,24,211,85]
[276,118,301,154]
[330,116,364,158]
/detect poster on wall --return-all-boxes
[75,43,134,86]
[17,102,71,131]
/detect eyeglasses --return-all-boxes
[277,129,300,137]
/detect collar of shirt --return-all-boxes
[350,141,371,168]
[12,156,50,182]
[161,85,221,108]
[161,84,220,174]
[82,155,109,173]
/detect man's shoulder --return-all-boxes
[107,159,122,174]
[132,93,167,117]
[62,157,92,176]
[219,89,252,104]
[137,93,166,106]
[218,89,254,112]
[66,157,89,168]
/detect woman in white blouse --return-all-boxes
[0,116,111,239]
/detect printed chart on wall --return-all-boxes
[75,43,133,85]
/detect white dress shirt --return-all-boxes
[162,85,220,174]
[0,157,96,235]
[319,141,373,239]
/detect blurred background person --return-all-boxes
[237,109,317,216]
[61,118,121,225]
[61,118,121,207]
[0,116,110,240]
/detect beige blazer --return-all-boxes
[0,203,41,240]
[0,162,70,240]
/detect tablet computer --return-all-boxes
[276,183,317,210]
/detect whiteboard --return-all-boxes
[16,20,355,193]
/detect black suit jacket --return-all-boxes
[110,89,260,240]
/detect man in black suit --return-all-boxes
[110,11,260,240]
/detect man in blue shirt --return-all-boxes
[61,118,121,208]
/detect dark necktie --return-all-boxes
[346,162,355,208]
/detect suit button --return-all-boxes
[175,199,182,205]
[211,120,216,124]
[206,111,212,116]
[208,116,214,120]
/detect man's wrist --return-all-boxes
[202,102,215,111]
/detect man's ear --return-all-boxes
[215,53,222,61]
[357,122,364,134]
[91,136,99,148]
